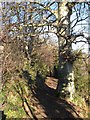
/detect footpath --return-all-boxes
[30,77,85,119]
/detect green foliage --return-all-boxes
[6,108,26,118]
[88,106,90,118]
[4,96,26,118]
[72,94,85,107]
[1,73,32,118]
[72,93,88,118]
[73,51,89,106]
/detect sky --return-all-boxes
[70,3,89,53]
[72,37,88,53]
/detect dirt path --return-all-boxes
[30,77,83,119]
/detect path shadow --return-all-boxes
[22,70,83,120]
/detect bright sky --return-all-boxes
[72,37,88,53]
[46,33,89,53]
[70,3,89,53]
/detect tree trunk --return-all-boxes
[56,2,75,100]
[56,57,75,99]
